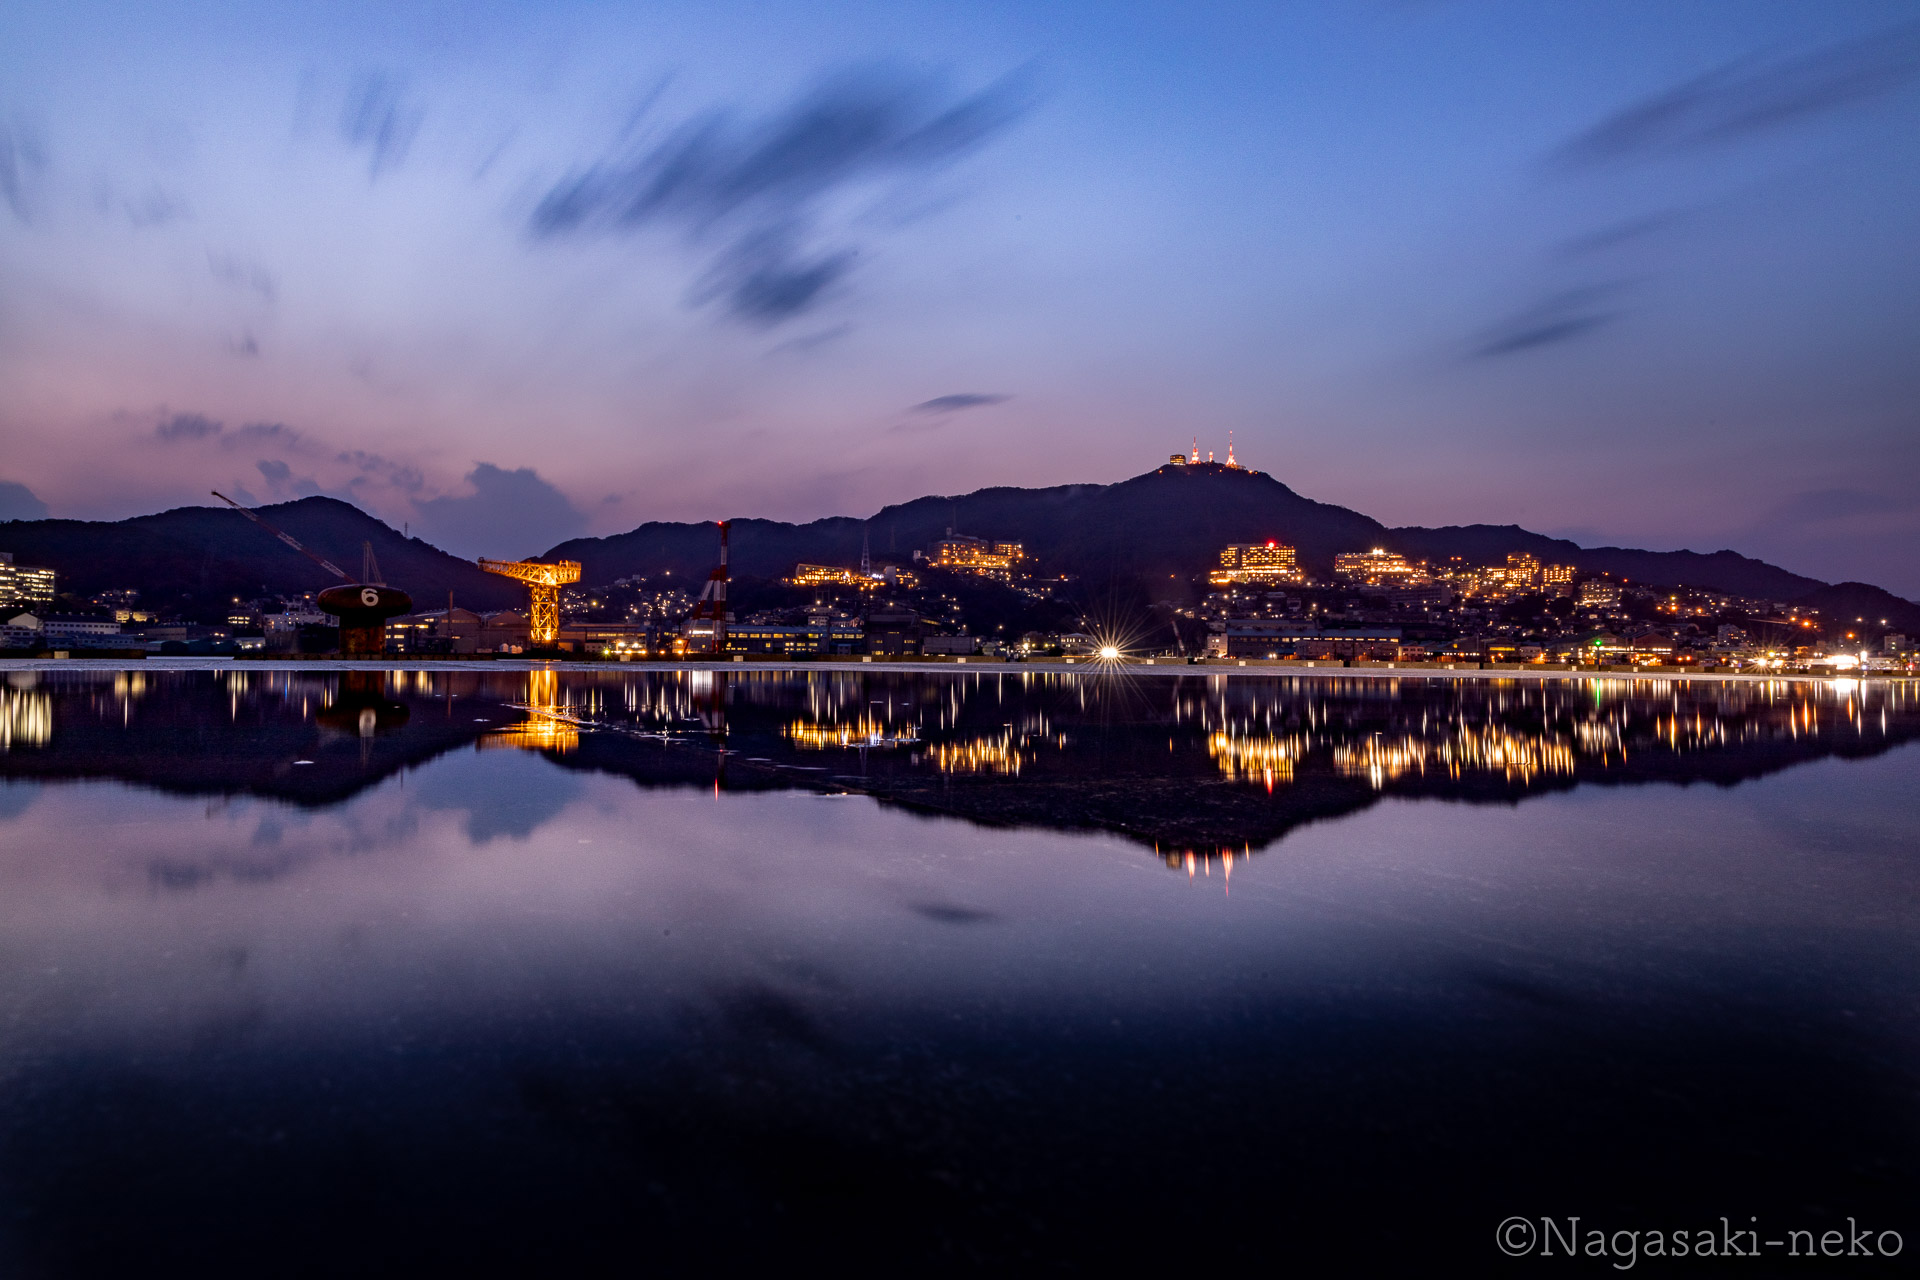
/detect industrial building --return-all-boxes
[1210,621,1408,661]
[386,607,484,654]
[722,619,865,657]
[560,621,656,656]
[264,604,333,652]
[383,608,531,654]
[41,616,125,648]
[1,613,41,648]
[865,607,925,656]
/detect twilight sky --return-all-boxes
[1,1,1917,592]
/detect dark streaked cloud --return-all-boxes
[1473,286,1621,358]
[0,480,49,521]
[155,412,223,441]
[910,902,997,925]
[693,224,856,322]
[764,321,853,357]
[1553,22,1920,167]
[338,450,425,495]
[912,392,1010,414]
[0,120,47,223]
[1555,211,1686,258]
[530,65,1033,323]
[208,252,277,302]
[227,422,299,447]
[118,186,188,228]
[251,458,326,501]
[412,462,587,559]
[341,73,423,180]
[0,128,21,221]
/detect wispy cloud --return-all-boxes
[0,119,48,223]
[912,392,1009,414]
[227,422,299,448]
[208,252,276,303]
[155,412,223,441]
[1552,22,1920,167]
[117,186,188,228]
[764,322,853,357]
[1555,211,1686,258]
[529,64,1034,323]
[341,72,423,180]
[337,450,424,495]
[1472,286,1621,358]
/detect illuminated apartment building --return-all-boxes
[929,533,1026,579]
[1332,548,1425,585]
[792,564,871,588]
[1210,541,1304,586]
[1577,579,1623,610]
[1505,553,1542,590]
[790,563,917,591]
[0,553,56,606]
[1542,563,1575,594]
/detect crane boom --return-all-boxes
[210,491,350,581]
[477,558,580,647]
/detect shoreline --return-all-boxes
[0,656,1907,684]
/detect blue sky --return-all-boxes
[2,1,1917,592]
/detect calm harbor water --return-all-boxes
[0,667,1915,1273]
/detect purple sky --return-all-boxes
[2,1,1917,592]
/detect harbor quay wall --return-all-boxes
[1,656,1909,685]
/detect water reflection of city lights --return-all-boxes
[1208,732,1299,788]
[481,716,580,753]
[925,733,1025,775]
[0,688,53,749]
[784,717,919,751]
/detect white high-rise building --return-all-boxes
[0,553,57,606]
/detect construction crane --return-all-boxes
[683,521,731,656]
[477,557,580,648]
[212,491,412,655]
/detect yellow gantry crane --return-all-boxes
[478,557,581,647]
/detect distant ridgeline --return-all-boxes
[0,499,524,616]
[1,464,1915,625]
[540,462,1918,626]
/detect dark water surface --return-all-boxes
[0,667,1915,1273]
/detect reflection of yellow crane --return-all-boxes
[477,558,581,647]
